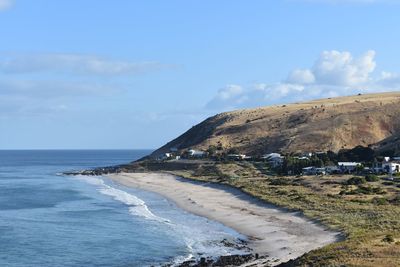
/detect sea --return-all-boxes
[0,150,246,267]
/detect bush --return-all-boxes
[345,185,385,195]
[270,178,291,186]
[382,234,395,243]
[345,176,366,185]
[365,174,379,182]
[372,197,388,205]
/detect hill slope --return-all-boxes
[152,92,400,157]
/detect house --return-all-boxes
[374,157,400,174]
[325,166,340,174]
[294,156,310,160]
[302,167,316,175]
[302,152,313,158]
[315,168,326,175]
[302,167,325,175]
[228,154,247,161]
[262,153,284,167]
[157,152,173,161]
[383,161,400,174]
[188,149,207,158]
[338,162,361,173]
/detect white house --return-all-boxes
[188,149,206,158]
[383,161,400,174]
[157,152,173,160]
[376,157,400,174]
[338,162,361,173]
[262,153,284,167]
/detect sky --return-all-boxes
[1,0,400,149]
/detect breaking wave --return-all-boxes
[74,175,170,223]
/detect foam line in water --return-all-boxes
[74,175,170,223]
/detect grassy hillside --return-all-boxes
[151,92,400,157]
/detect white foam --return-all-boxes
[74,175,170,223]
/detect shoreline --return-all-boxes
[108,172,342,266]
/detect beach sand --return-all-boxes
[108,172,341,266]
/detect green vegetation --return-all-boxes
[365,174,379,182]
[344,176,366,185]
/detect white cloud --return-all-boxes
[287,69,315,84]
[312,50,376,86]
[207,50,398,110]
[0,53,170,76]
[0,0,13,11]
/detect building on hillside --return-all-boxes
[374,157,400,174]
[227,154,247,161]
[262,153,284,167]
[302,167,316,175]
[325,166,340,174]
[383,161,400,174]
[294,156,310,160]
[302,167,326,176]
[157,152,173,161]
[188,149,207,158]
[302,152,314,158]
[338,162,361,173]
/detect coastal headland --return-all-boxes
[67,93,400,266]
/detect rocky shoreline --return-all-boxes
[170,253,258,267]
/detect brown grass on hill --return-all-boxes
[152,92,400,156]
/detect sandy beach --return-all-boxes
[108,172,341,266]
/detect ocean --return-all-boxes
[0,150,245,267]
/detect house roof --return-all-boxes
[338,162,360,166]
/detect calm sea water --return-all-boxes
[0,150,244,267]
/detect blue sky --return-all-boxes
[1,0,400,149]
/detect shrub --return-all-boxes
[345,176,366,185]
[391,195,400,204]
[357,185,385,195]
[382,234,395,243]
[372,197,388,205]
[345,185,385,195]
[270,178,291,186]
[365,174,379,182]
